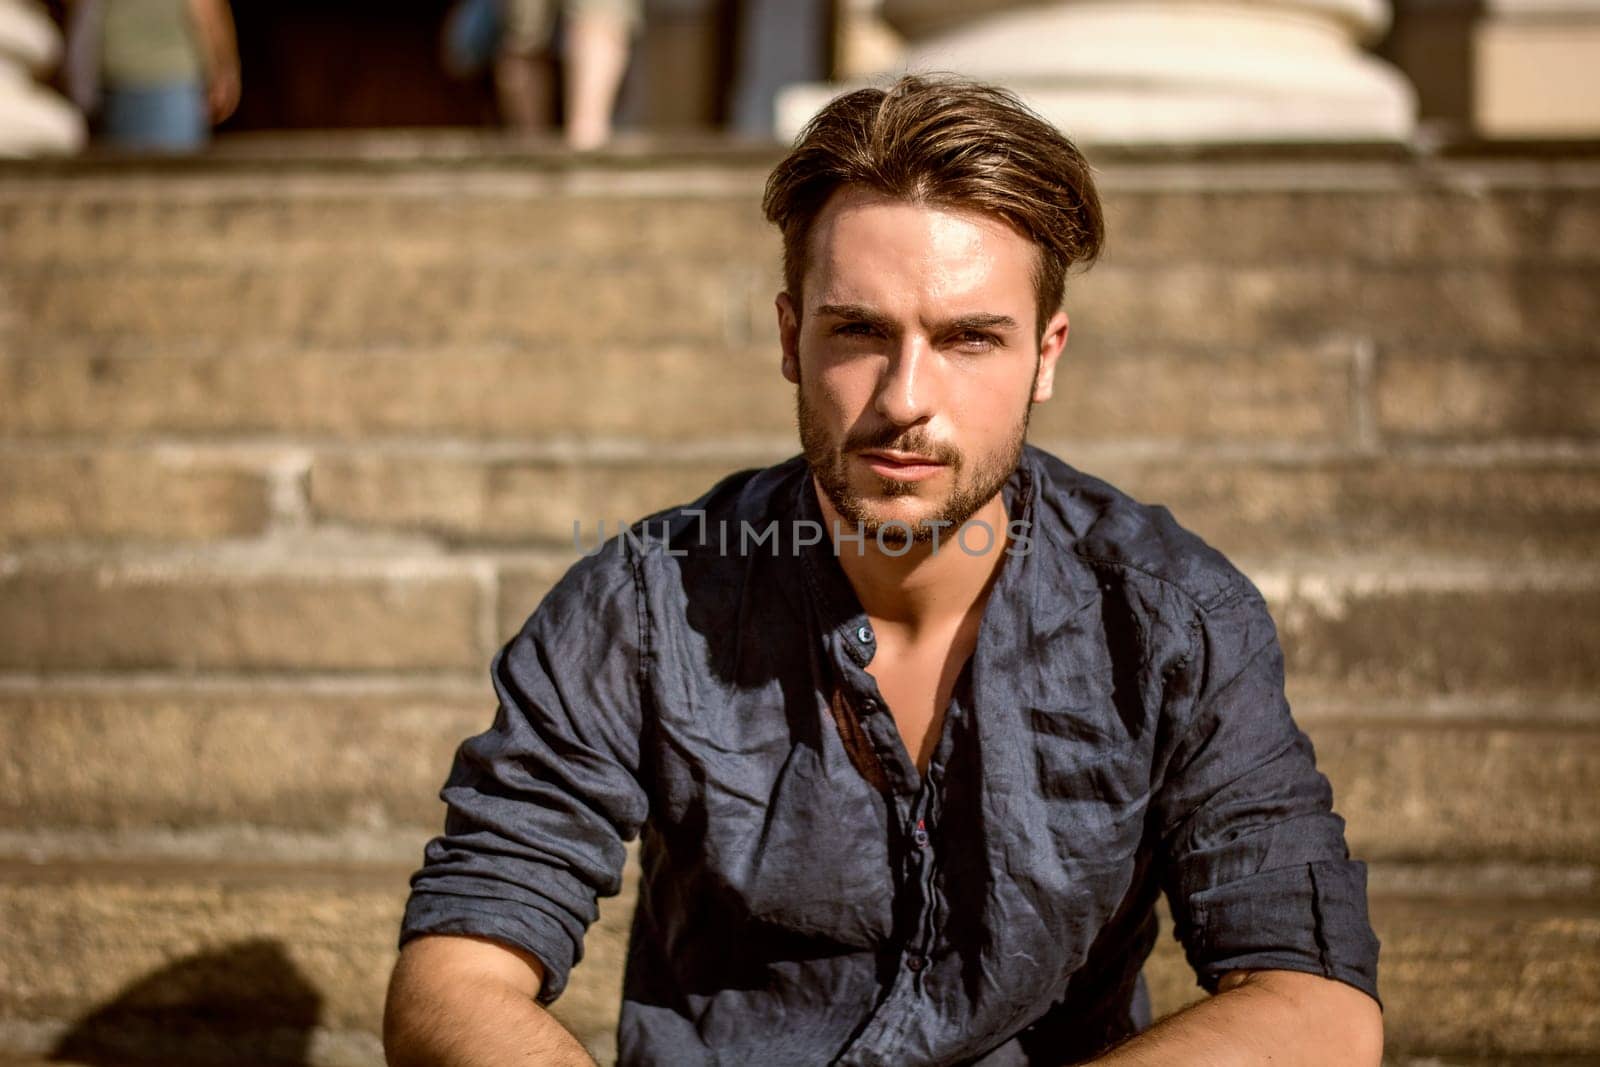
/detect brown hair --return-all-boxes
[762,74,1105,337]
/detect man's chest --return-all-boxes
[865,631,972,778]
[639,643,1158,953]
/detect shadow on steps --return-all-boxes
[50,939,320,1066]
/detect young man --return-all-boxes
[384,76,1383,1066]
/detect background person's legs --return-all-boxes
[98,80,208,151]
[497,0,637,145]
[496,0,555,131]
[562,0,636,149]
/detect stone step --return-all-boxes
[1374,348,1600,444]
[1268,565,1600,700]
[0,562,493,674]
[5,338,1595,448]
[1,684,1596,865]
[0,448,276,545]
[1071,262,1598,351]
[1363,895,1600,1059]
[0,856,1594,1063]
[1,261,754,351]
[3,167,1596,363]
[0,339,1368,446]
[4,162,1596,271]
[0,174,777,271]
[0,683,487,844]
[6,255,1596,356]
[1098,178,1600,267]
[1080,451,1600,564]
[0,342,798,446]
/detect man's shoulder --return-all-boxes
[1025,445,1257,614]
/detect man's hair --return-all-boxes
[762,74,1105,337]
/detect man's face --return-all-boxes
[777,186,1069,544]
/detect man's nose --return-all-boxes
[873,334,938,427]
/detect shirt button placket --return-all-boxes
[902,789,938,994]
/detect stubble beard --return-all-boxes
[795,383,1031,549]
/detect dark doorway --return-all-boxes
[225,0,495,131]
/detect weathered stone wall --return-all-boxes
[1,148,1597,1065]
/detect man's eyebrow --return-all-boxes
[938,313,1020,333]
[815,304,898,330]
[814,305,1021,333]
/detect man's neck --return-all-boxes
[812,477,1012,643]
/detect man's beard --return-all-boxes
[796,386,1030,549]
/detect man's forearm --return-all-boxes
[384,960,596,1067]
[1092,970,1382,1067]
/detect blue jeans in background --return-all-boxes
[99,81,208,152]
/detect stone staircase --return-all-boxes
[1,143,1596,1065]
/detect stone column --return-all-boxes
[1475,0,1600,137]
[778,0,1416,144]
[0,0,84,156]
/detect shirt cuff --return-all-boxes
[399,890,578,1007]
[1181,859,1381,1008]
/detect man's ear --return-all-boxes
[1032,309,1069,403]
[777,292,801,384]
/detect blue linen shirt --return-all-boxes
[400,445,1380,1066]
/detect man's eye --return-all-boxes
[953,331,997,350]
[834,323,877,338]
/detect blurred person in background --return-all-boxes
[728,0,830,139]
[444,0,638,149]
[63,0,238,152]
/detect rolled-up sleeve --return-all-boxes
[1153,585,1381,1005]
[399,544,650,1006]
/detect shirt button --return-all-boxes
[861,699,878,714]
[856,625,874,644]
[905,955,926,973]
[912,827,929,848]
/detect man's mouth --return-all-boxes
[856,449,948,481]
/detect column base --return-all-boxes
[778,0,1416,144]
[0,0,84,156]
[0,79,86,157]
[778,72,1414,145]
